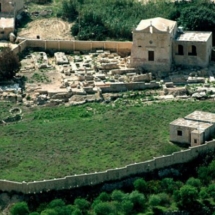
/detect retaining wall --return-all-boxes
[0,140,215,194]
[13,39,132,55]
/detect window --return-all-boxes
[178,45,184,55]
[188,45,197,56]
[148,51,154,61]
[177,130,182,136]
[194,139,197,144]
[138,46,142,48]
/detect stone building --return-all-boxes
[130,17,212,72]
[0,0,24,39]
[170,111,215,146]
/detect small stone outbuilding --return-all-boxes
[170,111,215,146]
[130,17,212,72]
[0,0,24,39]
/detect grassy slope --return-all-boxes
[0,99,215,181]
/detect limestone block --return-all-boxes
[83,86,94,94]
[165,82,174,88]
[131,73,152,82]
[51,92,73,99]
[187,77,205,83]
[9,32,16,43]
[50,99,64,105]
[93,74,106,80]
[85,75,94,81]
[71,88,87,95]
[54,52,69,65]
[17,95,22,102]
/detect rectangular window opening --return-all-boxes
[148,51,154,61]
[194,139,197,144]
[177,130,182,136]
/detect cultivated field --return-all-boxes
[1,99,215,182]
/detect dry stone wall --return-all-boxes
[0,140,215,194]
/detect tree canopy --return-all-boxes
[0,46,20,80]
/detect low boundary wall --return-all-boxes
[1,140,215,194]
[12,39,132,55]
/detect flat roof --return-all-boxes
[185,110,215,123]
[170,118,212,130]
[175,31,211,42]
[0,17,14,29]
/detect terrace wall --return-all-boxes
[0,140,215,194]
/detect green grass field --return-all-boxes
[1,99,215,182]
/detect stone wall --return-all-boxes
[15,39,132,55]
[12,39,27,54]
[0,140,215,194]
[173,33,212,67]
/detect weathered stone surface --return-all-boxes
[54,52,69,65]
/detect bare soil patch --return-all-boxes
[18,18,74,40]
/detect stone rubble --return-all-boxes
[1,50,215,107]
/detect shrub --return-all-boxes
[94,202,116,215]
[40,209,57,215]
[96,192,110,202]
[10,202,29,215]
[133,178,147,193]
[111,190,126,202]
[186,177,202,190]
[48,199,66,208]
[129,190,146,211]
[74,198,90,211]
[199,187,209,199]
[149,194,161,207]
[121,200,133,215]
[0,46,20,80]
[157,193,170,206]
[179,185,198,207]
[207,184,215,199]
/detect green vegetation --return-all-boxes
[58,0,215,41]
[10,159,215,214]
[1,99,215,181]
[0,47,21,80]
[28,70,51,83]
[24,0,215,41]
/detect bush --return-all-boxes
[199,187,209,199]
[111,190,126,202]
[41,209,57,215]
[133,178,147,193]
[10,202,29,215]
[94,202,116,215]
[129,190,146,211]
[96,192,110,202]
[121,200,133,215]
[179,185,198,207]
[74,198,90,211]
[186,177,202,190]
[207,184,215,199]
[48,199,66,208]
[157,193,170,206]
[0,47,20,80]
[149,194,161,207]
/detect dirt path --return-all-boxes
[18,18,74,40]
